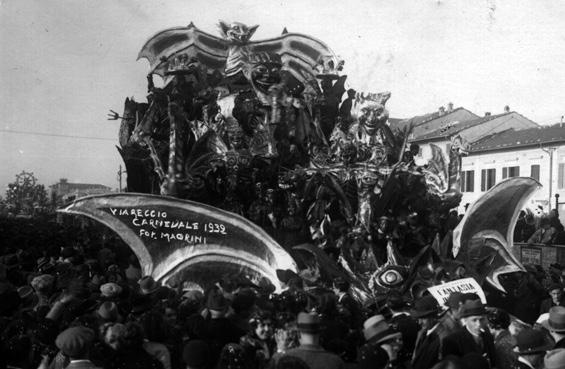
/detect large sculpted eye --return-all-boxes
[375,266,405,289]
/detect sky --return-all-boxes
[1,0,565,193]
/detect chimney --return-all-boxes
[484,112,491,117]
[438,106,445,116]
[447,102,453,112]
[504,105,510,113]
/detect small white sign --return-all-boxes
[427,277,487,306]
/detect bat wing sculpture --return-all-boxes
[452,177,541,292]
[137,21,339,87]
[58,193,297,291]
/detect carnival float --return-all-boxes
[60,21,537,306]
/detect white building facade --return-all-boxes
[459,124,565,218]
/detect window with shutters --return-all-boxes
[502,166,520,179]
[461,170,474,192]
[530,165,540,181]
[481,168,496,191]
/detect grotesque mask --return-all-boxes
[225,117,247,150]
[244,52,283,95]
[354,92,391,134]
[219,21,259,44]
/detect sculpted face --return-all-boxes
[250,62,282,94]
[219,21,259,43]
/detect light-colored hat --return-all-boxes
[547,306,565,333]
[297,312,321,333]
[100,282,122,298]
[363,315,401,343]
[544,349,565,369]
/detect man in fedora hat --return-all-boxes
[545,306,565,349]
[442,300,496,366]
[361,314,403,368]
[283,312,344,369]
[513,328,553,369]
[410,295,442,369]
[203,288,245,362]
[138,276,161,296]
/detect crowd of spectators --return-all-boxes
[1,217,565,369]
[514,209,565,246]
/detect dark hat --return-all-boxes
[548,283,563,293]
[96,301,120,322]
[386,290,408,310]
[61,247,76,259]
[363,315,401,343]
[232,289,256,312]
[461,293,481,303]
[138,276,160,295]
[445,292,464,310]
[411,295,440,319]
[55,326,95,358]
[513,328,553,355]
[297,312,321,333]
[547,306,565,333]
[276,269,299,284]
[487,308,511,330]
[458,300,487,318]
[182,340,211,368]
[544,349,565,369]
[206,290,229,311]
[130,294,153,314]
[257,277,276,295]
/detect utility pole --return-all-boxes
[117,165,126,192]
[541,146,556,208]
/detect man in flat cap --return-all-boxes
[540,284,565,315]
[55,326,100,369]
